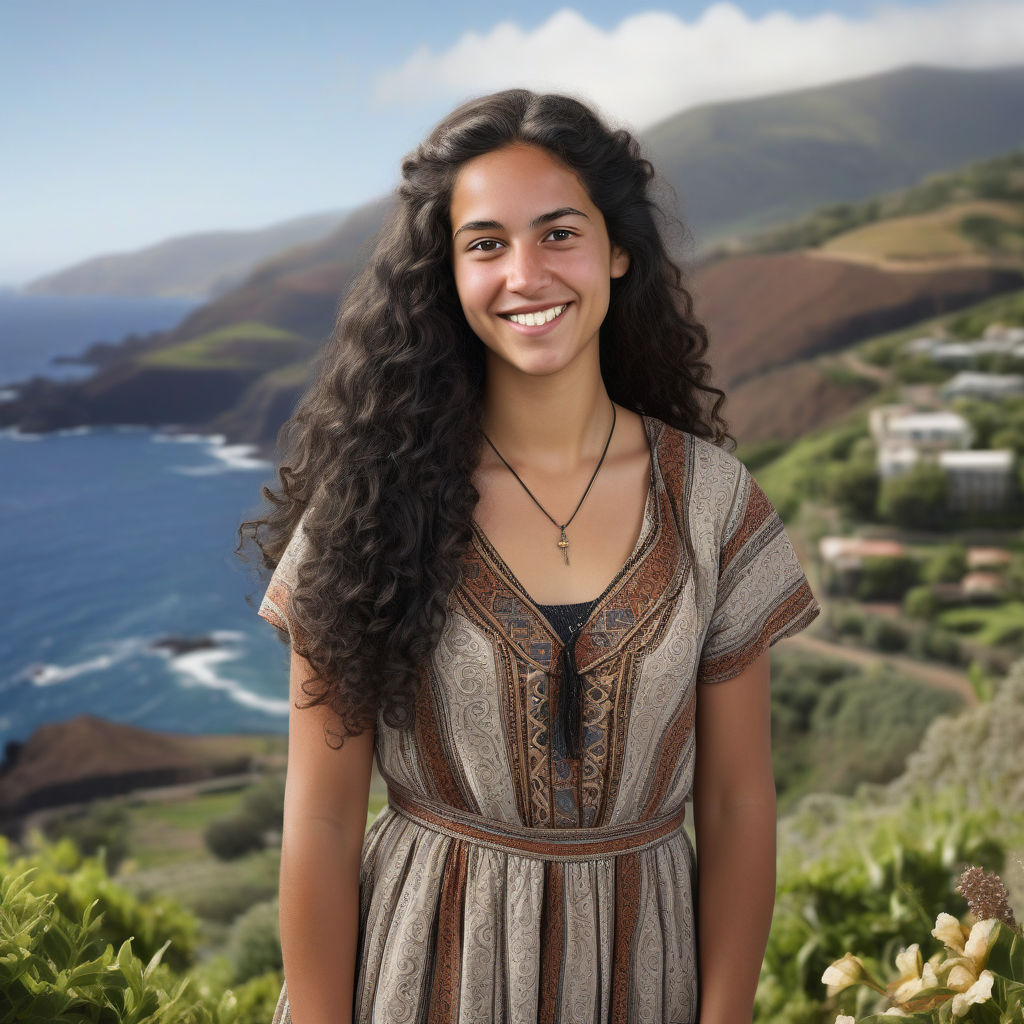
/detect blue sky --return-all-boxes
[0,0,1019,284]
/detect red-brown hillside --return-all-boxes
[691,250,1024,389]
[0,715,261,824]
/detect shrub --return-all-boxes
[42,801,131,874]
[834,609,866,638]
[903,584,941,620]
[910,626,963,665]
[226,899,282,984]
[0,833,198,971]
[0,866,236,1024]
[857,555,920,601]
[877,463,950,529]
[863,616,911,652]
[205,810,267,861]
[922,542,968,584]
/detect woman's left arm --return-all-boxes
[693,647,777,1024]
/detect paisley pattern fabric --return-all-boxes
[258,415,821,1023]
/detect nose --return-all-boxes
[505,242,551,294]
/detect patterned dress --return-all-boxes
[257,415,821,1023]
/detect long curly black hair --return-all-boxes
[238,88,732,745]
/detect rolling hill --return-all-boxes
[24,208,353,300]
[5,97,1024,448]
[23,63,1024,301]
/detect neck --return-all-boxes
[480,356,614,474]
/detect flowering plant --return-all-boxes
[821,866,1024,1022]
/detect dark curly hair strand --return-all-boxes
[237,88,731,747]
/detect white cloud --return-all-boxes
[373,1,1024,130]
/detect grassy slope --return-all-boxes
[138,322,311,371]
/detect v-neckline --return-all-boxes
[468,413,662,643]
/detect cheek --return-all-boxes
[453,264,491,316]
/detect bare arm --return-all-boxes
[278,645,375,1024]
[693,648,777,1024]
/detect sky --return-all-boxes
[1,0,1022,285]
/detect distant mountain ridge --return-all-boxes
[24,64,1024,301]
[6,65,1024,448]
[24,208,353,300]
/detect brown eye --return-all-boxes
[468,239,502,252]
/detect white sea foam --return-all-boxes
[56,425,93,436]
[0,426,43,441]
[19,636,149,688]
[16,632,288,717]
[152,431,227,445]
[164,647,289,716]
[163,431,272,475]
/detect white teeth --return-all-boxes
[503,304,567,326]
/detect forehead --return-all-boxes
[449,144,593,227]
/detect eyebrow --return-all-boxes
[452,206,590,241]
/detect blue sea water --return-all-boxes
[0,289,198,388]
[0,293,292,748]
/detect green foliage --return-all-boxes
[203,777,284,861]
[0,867,237,1024]
[762,793,1013,1024]
[903,584,941,620]
[908,625,965,665]
[745,149,1024,254]
[863,615,911,652]
[948,289,1024,338]
[0,834,198,971]
[42,801,132,874]
[229,972,283,1024]
[857,555,920,601]
[826,458,881,522]
[877,463,951,530]
[225,899,282,984]
[922,543,968,585]
[770,654,961,808]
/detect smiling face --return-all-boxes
[449,143,629,379]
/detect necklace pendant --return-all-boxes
[558,526,570,567]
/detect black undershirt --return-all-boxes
[535,598,598,759]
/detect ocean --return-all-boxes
[0,291,293,749]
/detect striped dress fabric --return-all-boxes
[257,414,821,1024]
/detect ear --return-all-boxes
[610,243,630,279]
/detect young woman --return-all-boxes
[243,88,821,1024]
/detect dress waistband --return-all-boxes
[386,783,687,862]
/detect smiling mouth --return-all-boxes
[498,303,569,327]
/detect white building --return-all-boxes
[938,449,1016,511]
[883,411,973,451]
[940,372,1024,401]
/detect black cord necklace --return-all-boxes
[481,399,617,567]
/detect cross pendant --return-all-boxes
[557,526,570,566]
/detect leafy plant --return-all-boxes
[0,867,237,1024]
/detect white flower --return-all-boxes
[891,943,924,1003]
[944,958,979,992]
[951,969,994,1018]
[931,912,969,953]
[963,918,998,969]
[883,1009,910,1017]
[835,1016,857,1024]
[822,953,865,994]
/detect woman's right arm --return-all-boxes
[278,645,375,1024]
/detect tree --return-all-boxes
[922,541,968,584]
[903,584,941,620]
[877,462,950,529]
[826,459,880,521]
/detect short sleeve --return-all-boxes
[257,510,311,646]
[697,462,821,684]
